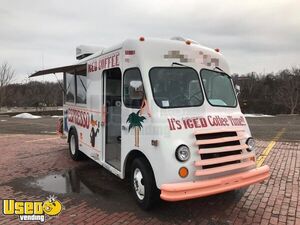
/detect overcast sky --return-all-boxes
[1,0,299,83]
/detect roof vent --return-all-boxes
[76,45,105,60]
[170,36,199,45]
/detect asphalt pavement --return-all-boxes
[1,114,299,141]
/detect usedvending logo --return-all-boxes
[2,195,63,222]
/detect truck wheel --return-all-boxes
[131,158,159,210]
[69,129,83,161]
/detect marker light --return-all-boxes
[215,48,220,52]
[175,145,190,162]
[246,138,255,152]
[179,167,189,178]
[139,36,145,41]
[185,40,191,45]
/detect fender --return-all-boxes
[123,149,158,188]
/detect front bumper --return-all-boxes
[160,165,270,201]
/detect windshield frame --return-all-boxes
[199,68,238,108]
[149,66,205,109]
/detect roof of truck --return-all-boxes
[30,37,229,78]
[78,37,224,63]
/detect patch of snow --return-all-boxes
[52,115,63,118]
[244,114,275,118]
[13,113,42,119]
[0,119,7,122]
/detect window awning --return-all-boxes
[29,63,87,78]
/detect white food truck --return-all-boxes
[30,37,270,209]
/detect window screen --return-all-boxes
[65,72,75,103]
[76,69,87,104]
[123,68,144,108]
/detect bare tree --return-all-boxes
[0,62,15,87]
[0,62,15,109]
[276,68,300,114]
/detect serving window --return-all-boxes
[64,68,87,104]
[76,69,87,104]
[65,72,76,103]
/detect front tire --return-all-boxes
[69,129,83,161]
[131,158,160,210]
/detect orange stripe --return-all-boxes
[101,105,106,125]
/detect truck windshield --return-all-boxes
[149,67,204,108]
[200,69,237,107]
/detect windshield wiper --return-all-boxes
[214,66,224,72]
[171,62,189,67]
[213,67,231,78]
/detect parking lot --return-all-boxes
[0,115,299,225]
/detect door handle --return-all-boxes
[121,125,127,130]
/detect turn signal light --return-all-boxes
[179,167,189,178]
[215,48,220,52]
[139,36,145,41]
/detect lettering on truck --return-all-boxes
[168,115,246,130]
[68,108,90,129]
[88,52,120,73]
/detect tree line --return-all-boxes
[0,62,299,114]
[1,81,63,109]
[232,68,300,115]
[0,62,63,110]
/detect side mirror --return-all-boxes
[129,80,144,99]
[235,84,241,96]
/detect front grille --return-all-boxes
[193,128,255,177]
[196,131,237,140]
[196,131,241,169]
[201,151,241,169]
[199,140,240,149]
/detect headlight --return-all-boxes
[175,145,190,162]
[246,138,255,152]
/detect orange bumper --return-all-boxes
[160,165,270,201]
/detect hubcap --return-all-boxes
[70,135,76,155]
[133,168,145,200]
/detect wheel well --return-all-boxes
[124,150,155,182]
[67,126,77,143]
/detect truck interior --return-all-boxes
[103,68,122,170]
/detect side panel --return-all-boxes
[84,69,102,159]
[71,49,123,177]
[63,69,102,162]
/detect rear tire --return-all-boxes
[69,129,83,161]
[131,157,160,210]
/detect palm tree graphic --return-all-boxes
[126,110,146,147]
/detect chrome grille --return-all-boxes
[193,128,255,177]
[196,131,241,169]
